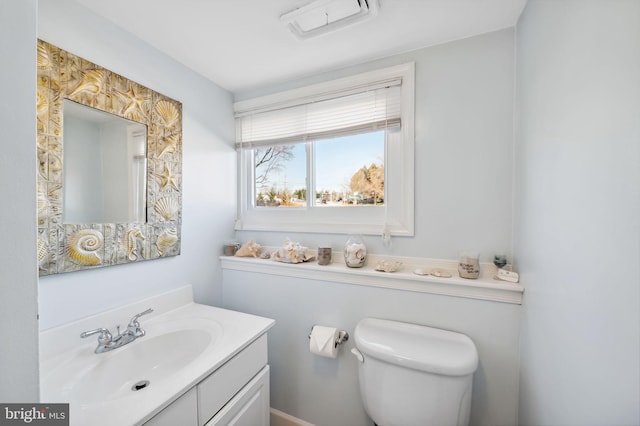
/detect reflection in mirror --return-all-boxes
[63,100,147,224]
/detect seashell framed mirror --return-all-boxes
[36,40,182,275]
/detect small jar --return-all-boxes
[458,251,480,279]
[344,235,367,268]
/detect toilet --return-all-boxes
[351,318,478,426]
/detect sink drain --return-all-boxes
[131,380,150,391]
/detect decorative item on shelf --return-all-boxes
[223,241,241,256]
[496,268,520,283]
[458,251,480,279]
[317,247,332,265]
[493,254,507,269]
[235,240,262,257]
[272,239,315,264]
[344,235,367,268]
[375,260,403,273]
[430,268,452,278]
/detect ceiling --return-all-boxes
[74,0,527,94]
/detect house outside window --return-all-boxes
[234,62,415,236]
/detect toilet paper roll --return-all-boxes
[309,325,339,358]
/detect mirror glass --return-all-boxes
[63,99,148,224]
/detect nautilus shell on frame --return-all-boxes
[67,229,104,266]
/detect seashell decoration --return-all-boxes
[375,260,403,273]
[154,197,179,221]
[37,40,182,275]
[271,239,314,264]
[36,90,48,117]
[37,238,48,267]
[125,228,145,261]
[67,229,104,266]
[235,240,262,258]
[155,100,179,128]
[37,183,50,224]
[156,226,178,256]
[36,43,52,69]
[69,69,106,98]
[115,84,149,122]
[158,134,179,158]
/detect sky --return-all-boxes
[257,131,384,196]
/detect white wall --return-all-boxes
[515,1,640,425]
[234,29,515,264]
[224,29,521,426]
[0,0,39,402]
[37,0,236,329]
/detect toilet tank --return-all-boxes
[353,318,479,426]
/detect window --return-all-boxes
[234,62,414,236]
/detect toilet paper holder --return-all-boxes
[308,326,349,348]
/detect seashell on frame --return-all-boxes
[37,43,52,69]
[155,100,179,128]
[156,226,178,256]
[158,134,179,158]
[154,197,179,221]
[67,229,103,266]
[37,238,48,267]
[69,69,106,98]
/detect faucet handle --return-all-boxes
[128,308,153,326]
[127,308,154,337]
[80,328,113,344]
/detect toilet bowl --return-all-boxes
[351,318,478,426]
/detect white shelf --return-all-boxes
[220,253,524,305]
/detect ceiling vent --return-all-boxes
[280,0,379,40]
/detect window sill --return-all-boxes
[220,253,524,305]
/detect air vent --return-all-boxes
[280,0,379,40]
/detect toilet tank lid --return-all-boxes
[354,318,478,376]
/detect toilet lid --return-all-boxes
[354,318,478,376]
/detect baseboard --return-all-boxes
[270,408,315,426]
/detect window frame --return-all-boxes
[234,62,415,236]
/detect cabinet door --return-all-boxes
[206,365,270,426]
[144,387,198,426]
[198,334,268,425]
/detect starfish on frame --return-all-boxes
[116,84,149,121]
[157,165,180,191]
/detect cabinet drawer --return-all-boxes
[205,366,270,426]
[144,387,198,426]
[197,334,268,425]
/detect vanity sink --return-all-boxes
[55,328,213,403]
[42,318,220,405]
[40,286,275,426]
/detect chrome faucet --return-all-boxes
[80,308,153,353]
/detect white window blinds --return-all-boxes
[235,79,402,148]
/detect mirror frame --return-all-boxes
[37,40,182,275]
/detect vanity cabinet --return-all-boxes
[145,334,269,426]
[205,366,269,426]
[144,388,198,426]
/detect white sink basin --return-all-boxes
[41,316,221,405]
[67,329,211,402]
